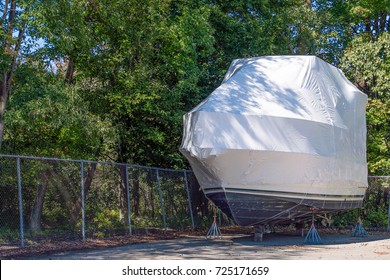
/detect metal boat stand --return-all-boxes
[253,225,265,242]
[351,217,367,237]
[206,210,222,239]
[304,209,322,244]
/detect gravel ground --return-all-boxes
[23,232,390,260]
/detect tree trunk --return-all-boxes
[69,162,97,225]
[0,76,9,151]
[0,1,26,151]
[65,57,75,84]
[2,0,10,21]
[30,172,50,232]
[52,169,75,214]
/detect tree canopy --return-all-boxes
[0,0,389,173]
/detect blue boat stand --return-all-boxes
[304,210,322,244]
[206,210,222,239]
[351,217,367,237]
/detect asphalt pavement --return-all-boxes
[27,232,390,260]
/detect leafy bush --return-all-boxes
[0,227,20,242]
[89,209,126,238]
[364,208,388,228]
[332,209,360,228]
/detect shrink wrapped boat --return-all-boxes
[180,56,368,226]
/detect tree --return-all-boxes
[336,1,390,175]
[0,0,28,150]
[363,97,390,175]
[2,62,115,231]
[340,33,390,99]
[3,63,113,158]
[64,0,216,168]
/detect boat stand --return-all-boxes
[206,211,222,239]
[351,217,367,237]
[304,210,322,244]
[254,225,265,242]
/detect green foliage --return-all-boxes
[89,209,125,238]
[365,99,390,174]
[0,227,20,243]
[364,207,388,228]
[3,64,115,160]
[333,175,389,229]
[340,33,390,99]
[332,209,360,228]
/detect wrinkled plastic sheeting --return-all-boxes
[180,56,368,202]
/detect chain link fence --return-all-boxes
[0,154,231,248]
[1,154,389,248]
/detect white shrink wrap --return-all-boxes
[180,56,368,226]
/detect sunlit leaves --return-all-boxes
[366,99,390,174]
[3,64,114,160]
[340,33,390,98]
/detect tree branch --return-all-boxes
[1,0,10,21]
[6,20,26,91]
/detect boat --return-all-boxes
[180,56,368,226]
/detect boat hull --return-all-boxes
[182,148,367,226]
[206,191,363,226]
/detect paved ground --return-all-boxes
[28,232,390,260]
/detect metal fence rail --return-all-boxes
[0,154,389,248]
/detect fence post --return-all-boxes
[16,157,24,248]
[80,161,86,241]
[125,165,132,235]
[184,171,195,230]
[156,169,167,231]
